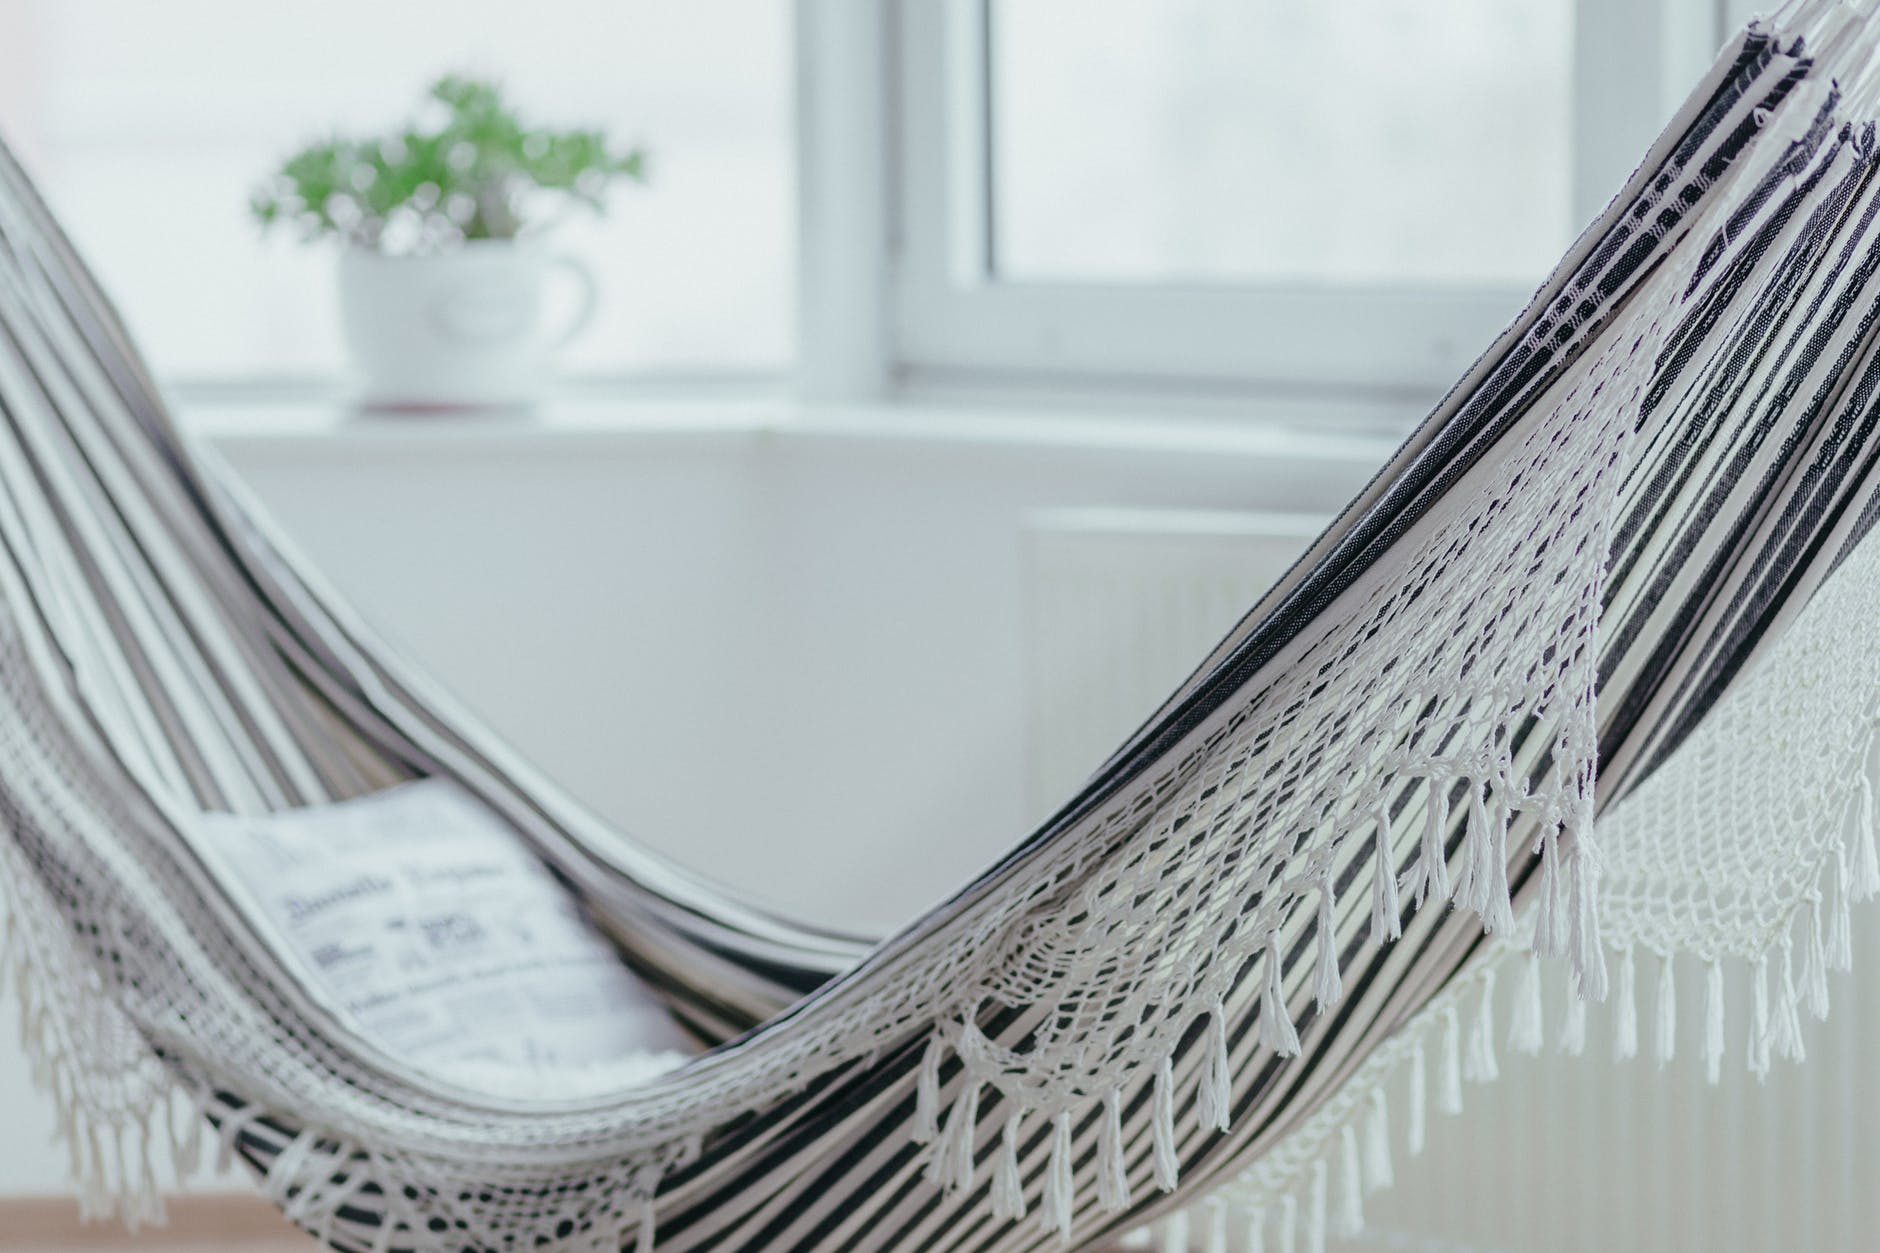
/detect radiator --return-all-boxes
[1022,507,1326,821]
[1023,507,1880,1253]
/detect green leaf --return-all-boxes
[252,74,650,250]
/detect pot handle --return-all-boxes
[546,254,599,351]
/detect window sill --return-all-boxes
[181,387,1412,470]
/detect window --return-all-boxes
[0,2,1722,401]
[890,0,1716,393]
[989,2,1572,289]
[0,0,795,384]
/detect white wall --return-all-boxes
[206,406,1385,934]
[0,401,1390,1198]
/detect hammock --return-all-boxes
[6,4,1880,1250]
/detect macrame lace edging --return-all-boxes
[0,831,180,1229]
[1126,543,1880,1252]
[1125,879,1880,1253]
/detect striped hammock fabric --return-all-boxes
[7,4,1880,1251]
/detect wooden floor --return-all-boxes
[0,1195,1138,1251]
[0,1195,313,1251]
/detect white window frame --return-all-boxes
[856,0,1728,397]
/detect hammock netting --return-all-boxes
[7,3,1880,1250]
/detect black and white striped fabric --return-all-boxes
[6,8,1880,1253]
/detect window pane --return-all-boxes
[0,0,794,380]
[989,0,1573,289]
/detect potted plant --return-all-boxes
[251,75,647,409]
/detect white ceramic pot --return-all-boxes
[337,242,597,410]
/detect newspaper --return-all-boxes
[192,778,693,1081]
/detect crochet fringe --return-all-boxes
[14,704,1867,1251]
[12,639,1612,1253]
[4,837,676,1253]
[1138,929,1865,1249]
[1138,878,1873,1251]
[1136,683,1880,1248]
[0,843,182,1231]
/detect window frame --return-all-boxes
[875,0,1728,396]
[6,2,1735,402]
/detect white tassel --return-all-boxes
[171,1096,207,1180]
[1371,805,1402,944]
[266,1130,317,1213]
[1042,1110,1074,1241]
[992,1112,1028,1222]
[81,1125,109,1223]
[1152,1055,1180,1192]
[1278,1194,1299,1253]
[1307,1159,1329,1253]
[116,1125,137,1217]
[1771,939,1805,1063]
[1314,883,1342,1011]
[131,1119,164,1231]
[1852,772,1880,900]
[1749,953,1771,1079]
[1464,970,1499,1083]
[1704,958,1726,1084]
[1829,852,1856,970]
[1567,841,1608,1002]
[1363,1088,1393,1192]
[1508,951,1545,1056]
[1248,1205,1268,1253]
[1335,1124,1365,1238]
[135,1160,166,1232]
[1098,1089,1132,1212]
[1158,1208,1191,1253]
[1199,999,1233,1133]
[943,1080,982,1191]
[1655,951,1677,1066]
[1406,1038,1428,1156]
[1533,825,1567,956]
[913,1034,943,1144]
[1803,904,1831,1021]
[638,1198,658,1253]
[1260,936,1302,1057]
[1204,1200,1230,1253]
[1437,1005,1464,1115]
[1558,974,1588,1056]
[64,1118,87,1214]
[213,1105,260,1177]
[1483,793,1516,935]
[1407,784,1451,907]
[1612,947,1638,1061]
[1452,783,1491,915]
[0,913,13,1000]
